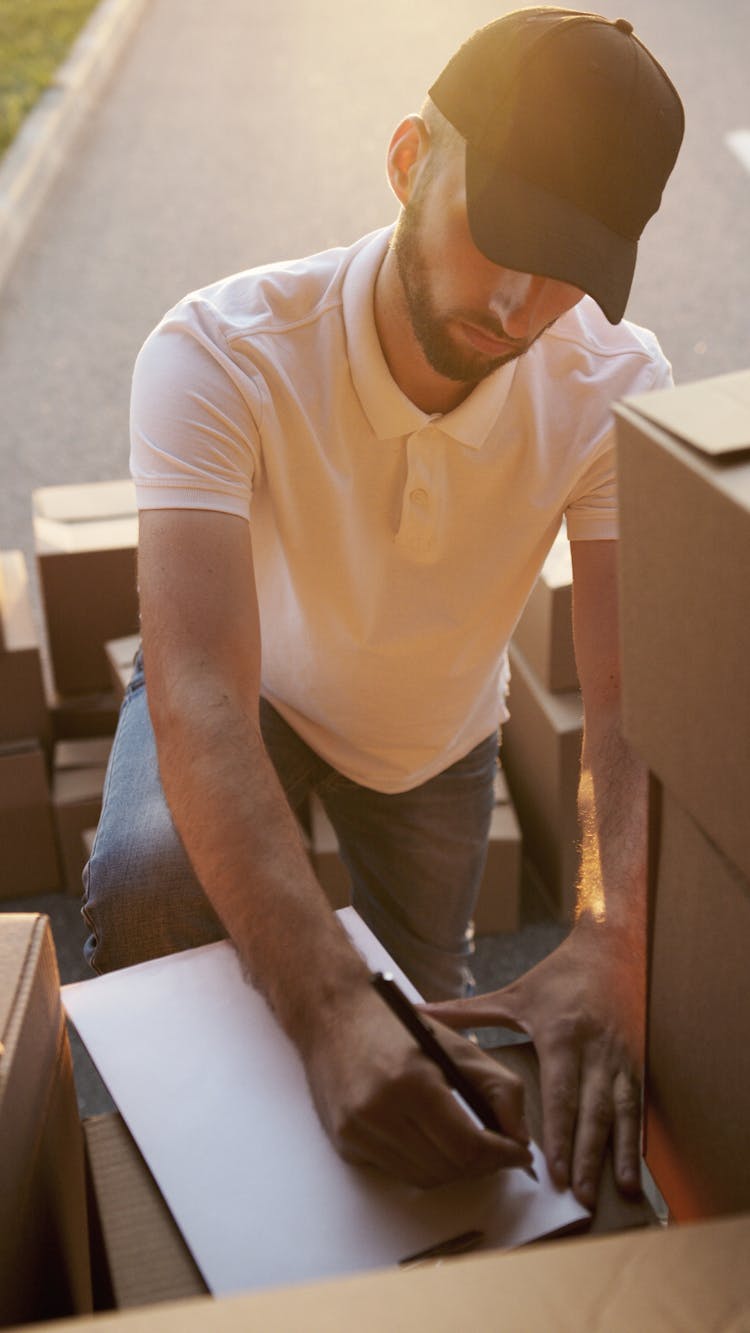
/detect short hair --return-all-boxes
[420,96,464,166]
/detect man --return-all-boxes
[83,9,684,1207]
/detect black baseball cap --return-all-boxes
[429,8,684,323]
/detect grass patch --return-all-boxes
[0,0,102,159]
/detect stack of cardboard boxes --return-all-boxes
[502,527,583,918]
[0,481,141,904]
[615,369,750,1222]
[2,910,748,1330]
[33,478,139,735]
[0,550,59,897]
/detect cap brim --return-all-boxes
[465,144,637,325]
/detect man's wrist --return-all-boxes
[570,905,645,966]
[271,928,373,1058]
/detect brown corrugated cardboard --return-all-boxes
[512,526,578,693]
[501,645,583,918]
[473,800,521,934]
[104,636,139,704]
[33,480,138,523]
[33,480,139,697]
[50,690,121,741]
[644,786,750,1221]
[84,1115,207,1309]
[615,369,750,880]
[0,550,50,749]
[0,915,92,1324]
[0,742,60,897]
[52,770,106,895]
[56,738,113,771]
[52,739,110,894]
[10,1214,749,1332]
[624,368,750,456]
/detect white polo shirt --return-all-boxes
[130,226,671,792]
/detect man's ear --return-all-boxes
[385,115,430,206]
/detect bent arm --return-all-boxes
[137,507,532,1185]
[425,539,648,1206]
[138,508,364,1044]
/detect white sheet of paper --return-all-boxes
[63,908,588,1294]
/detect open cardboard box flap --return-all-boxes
[626,368,750,457]
[8,1213,750,1333]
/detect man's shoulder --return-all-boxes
[161,230,385,347]
[540,297,671,392]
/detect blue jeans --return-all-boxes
[82,652,498,1000]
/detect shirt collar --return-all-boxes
[343,227,519,450]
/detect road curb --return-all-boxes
[0,0,150,296]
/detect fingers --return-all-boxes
[611,1068,642,1196]
[421,986,528,1036]
[324,1024,534,1189]
[535,1033,582,1193]
[568,1059,613,1208]
[537,1037,642,1209]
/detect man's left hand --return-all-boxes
[422,924,643,1209]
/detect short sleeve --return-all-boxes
[564,340,675,542]
[129,306,262,520]
[564,431,619,540]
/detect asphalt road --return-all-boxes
[1,0,748,565]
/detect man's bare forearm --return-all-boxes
[575,716,648,941]
[150,680,369,1051]
[573,713,649,1069]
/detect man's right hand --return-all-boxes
[303,982,533,1188]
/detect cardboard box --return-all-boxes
[0,915,92,1324]
[33,480,139,697]
[473,785,521,935]
[0,550,50,749]
[615,370,750,880]
[644,786,750,1221]
[3,914,747,1332]
[50,690,121,742]
[9,1214,750,1331]
[501,645,583,918]
[512,526,578,693]
[84,1115,207,1309]
[52,739,111,895]
[104,636,140,704]
[0,742,60,897]
[33,481,138,524]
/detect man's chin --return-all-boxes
[424,341,524,385]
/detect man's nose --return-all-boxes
[490,275,543,339]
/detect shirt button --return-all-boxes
[410,488,428,505]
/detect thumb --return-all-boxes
[422,985,528,1035]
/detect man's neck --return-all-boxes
[373,249,474,417]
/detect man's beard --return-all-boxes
[392,189,531,386]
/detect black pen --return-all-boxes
[372,971,538,1183]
